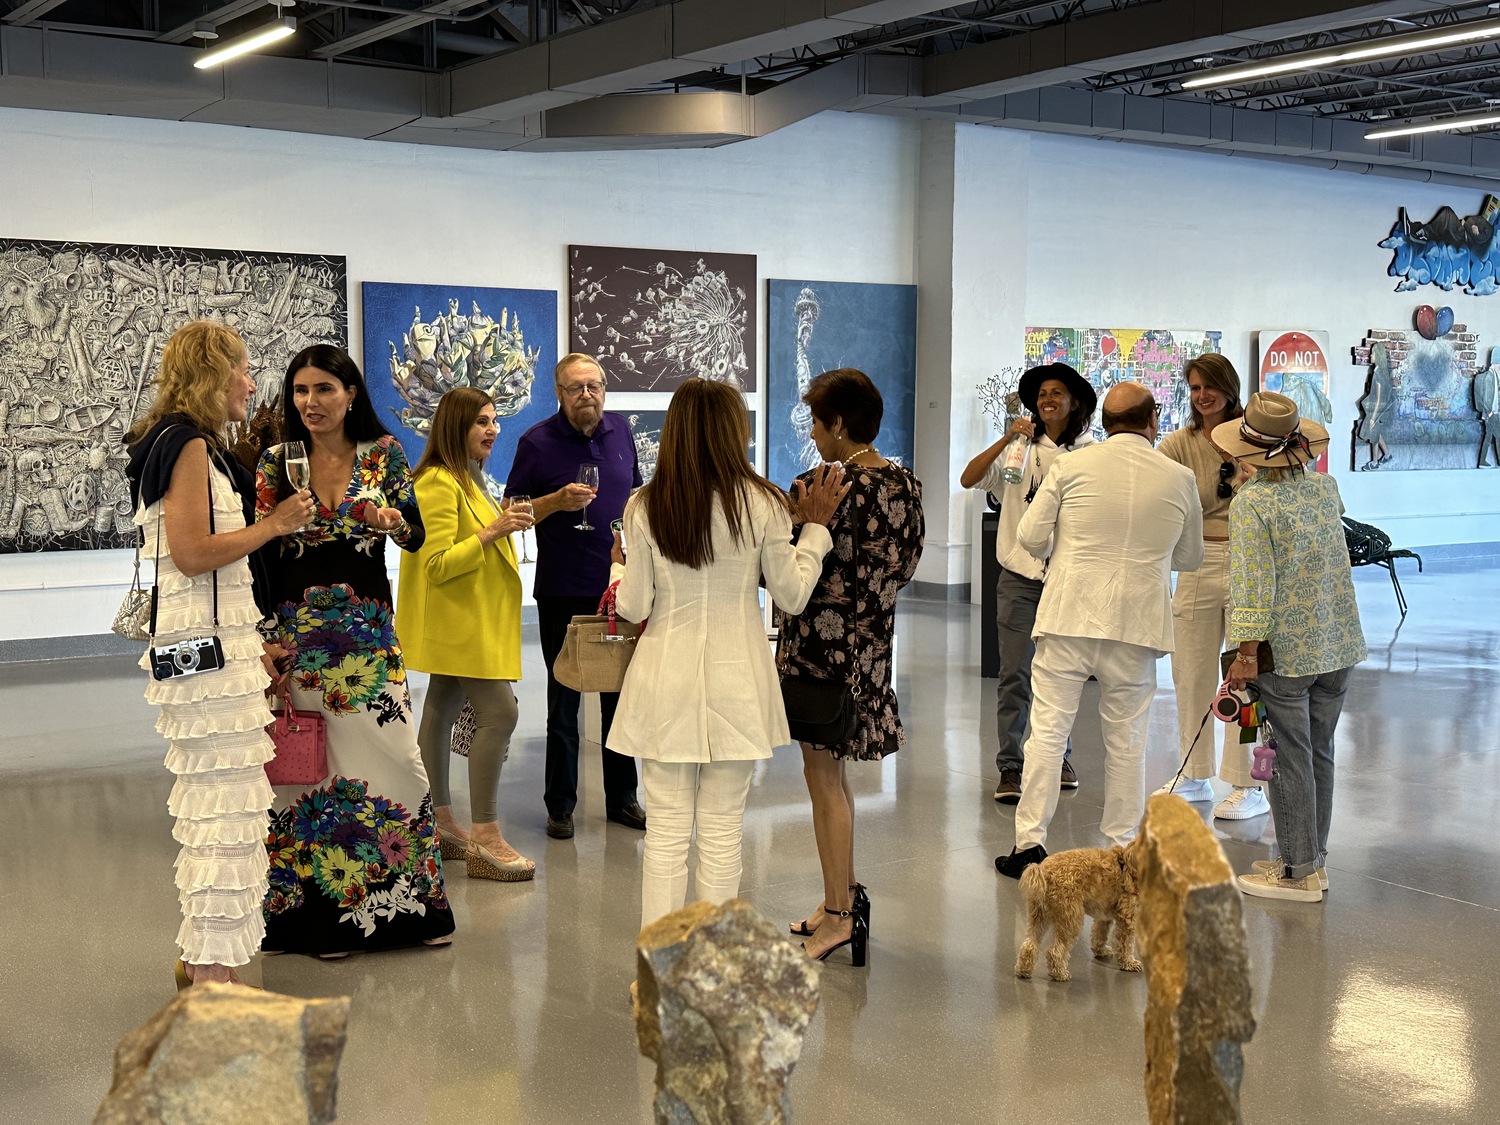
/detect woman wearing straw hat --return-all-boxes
[1214,392,1367,903]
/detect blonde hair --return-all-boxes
[555,352,604,386]
[127,321,246,443]
[414,387,492,500]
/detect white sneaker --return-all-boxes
[1252,859,1329,891]
[1214,786,1270,820]
[1237,870,1322,902]
[1153,777,1213,802]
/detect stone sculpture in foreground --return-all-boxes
[635,898,821,1124]
[1137,793,1257,1124]
[94,983,350,1125]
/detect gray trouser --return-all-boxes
[419,674,519,825]
[995,566,1069,772]
[1256,667,1353,879]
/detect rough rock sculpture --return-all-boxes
[635,898,821,1124]
[94,983,350,1125]
[1138,794,1256,1124]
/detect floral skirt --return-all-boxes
[263,585,454,954]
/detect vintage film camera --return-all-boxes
[150,636,226,681]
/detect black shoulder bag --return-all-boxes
[780,496,860,747]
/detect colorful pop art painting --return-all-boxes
[1257,330,1333,472]
[1351,326,1484,471]
[1023,327,1223,440]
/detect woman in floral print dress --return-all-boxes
[777,369,924,964]
[255,346,455,956]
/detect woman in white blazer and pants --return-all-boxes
[608,379,849,927]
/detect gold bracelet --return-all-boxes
[1233,654,1256,664]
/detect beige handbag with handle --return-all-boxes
[554,585,640,693]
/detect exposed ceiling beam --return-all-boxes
[156,0,274,44]
[3,0,76,26]
[923,0,1459,100]
[309,0,490,58]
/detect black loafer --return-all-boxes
[546,814,574,840]
[606,801,648,831]
[995,844,1048,880]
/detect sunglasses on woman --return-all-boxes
[1217,460,1235,500]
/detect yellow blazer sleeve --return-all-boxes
[416,470,489,585]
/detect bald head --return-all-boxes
[1102,381,1158,436]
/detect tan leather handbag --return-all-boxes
[554,586,640,693]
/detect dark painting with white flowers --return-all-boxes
[568,245,757,393]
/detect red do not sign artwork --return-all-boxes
[1257,330,1333,473]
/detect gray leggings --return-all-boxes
[419,675,518,825]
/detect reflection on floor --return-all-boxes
[2,562,1496,1123]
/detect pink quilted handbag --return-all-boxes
[265,700,328,787]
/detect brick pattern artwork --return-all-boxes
[1351,327,1485,471]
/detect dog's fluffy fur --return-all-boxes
[1015,841,1143,981]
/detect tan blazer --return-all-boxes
[397,468,521,680]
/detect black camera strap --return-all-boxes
[146,431,221,640]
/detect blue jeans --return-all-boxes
[1256,667,1353,879]
[995,567,1070,772]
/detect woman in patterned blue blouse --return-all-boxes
[1214,393,1366,905]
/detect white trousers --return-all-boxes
[1014,634,1156,851]
[640,759,756,928]
[1169,541,1257,787]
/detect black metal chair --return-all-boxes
[1343,516,1423,617]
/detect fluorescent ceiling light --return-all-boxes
[192,15,295,68]
[1184,17,1500,90]
[1366,111,1500,140]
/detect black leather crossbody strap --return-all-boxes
[145,429,222,639]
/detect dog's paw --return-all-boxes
[1121,957,1143,973]
[1047,968,1072,982]
[1015,966,1032,979]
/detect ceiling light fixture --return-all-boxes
[1365,109,1500,140]
[192,13,294,68]
[1183,17,1500,90]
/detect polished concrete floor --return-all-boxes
[2,560,1497,1123]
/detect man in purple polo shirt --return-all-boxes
[507,352,646,840]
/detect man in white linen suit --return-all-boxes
[995,382,1203,878]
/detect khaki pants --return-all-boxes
[1169,541,1257,788]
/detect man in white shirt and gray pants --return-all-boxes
[996,382,1203,878]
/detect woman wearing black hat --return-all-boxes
[1215,392,1365,903]
[961,363,1096,804]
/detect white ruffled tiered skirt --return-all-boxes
[138,477,274,968]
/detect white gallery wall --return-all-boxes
[0,106,919,640]
[2,104,1497,639]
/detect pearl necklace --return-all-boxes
[841,446,877,464]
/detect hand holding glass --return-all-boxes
[576,464,600,530]
[510,494,533,563]
[282,441,312,530]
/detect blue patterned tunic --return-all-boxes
[1227,472,1367,677]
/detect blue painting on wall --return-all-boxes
[361,281,558,485]
[621,407,757,485]
[765,279,917,490]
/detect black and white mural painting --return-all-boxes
[0,238,347,553]
[568,244,756,392]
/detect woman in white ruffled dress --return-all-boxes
[125,321,314,987]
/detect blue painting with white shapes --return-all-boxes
[361,281,558,486]
[765,279,918,491]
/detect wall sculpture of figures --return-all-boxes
[0,238,347,553]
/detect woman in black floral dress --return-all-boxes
[777,368,924,965]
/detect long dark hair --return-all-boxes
[1053,398,1091,448]
[640,379,787,569]
[281,345,390,446]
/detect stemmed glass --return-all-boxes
[510,494,533,563]
[283,441,311,530]
[576,464,600,530]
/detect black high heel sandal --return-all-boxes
[791,884,870,938]
[804,906,868,967]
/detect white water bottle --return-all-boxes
[1001,432,1030,484]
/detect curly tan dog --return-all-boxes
[1015,841,1142,982]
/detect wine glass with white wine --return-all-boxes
[283,441,311,529]
[510,494,533,563]
[575,464,599,530]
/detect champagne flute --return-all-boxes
[576,464,599,530]
[511,494,533,563]
[283,441,311,530]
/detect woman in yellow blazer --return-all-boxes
[398,387,536,881]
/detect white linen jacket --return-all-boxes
[606,490,832,763]
[1017,432,1203,655]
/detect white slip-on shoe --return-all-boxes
[1214,785,1270,820]
[1252,858,1329,891]
[1153,776,1214,802]
[1237,870,1323,902]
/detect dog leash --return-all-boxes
[1160,706,1215,796]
